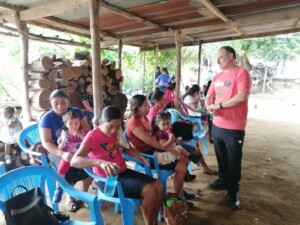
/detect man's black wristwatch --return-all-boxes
[219,103,224,109]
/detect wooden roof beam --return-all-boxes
[0,23,91,48]
[101,1,168,32]
[200,0,246,36]
[0,2,24,11]
[19,0,89,21]
[296,19,300,28]
[101,2,195,43]
[43,16,120,39]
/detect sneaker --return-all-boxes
[5,155,11,164]
[184,171,196,182]
[183,189,196,200]
[227,194,241,210]
[208,178,227,190]
[52,187,63,204]
[21,151,27,160]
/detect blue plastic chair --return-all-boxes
[0,166,102,225]
[17,123,59,211]
[165,108,209,155]
[123,131,174,200]
[17,123,48,166]
[84,164,144,225]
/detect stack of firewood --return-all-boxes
[28,52,113,120]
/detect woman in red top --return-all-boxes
[126,94,189,198]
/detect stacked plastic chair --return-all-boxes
[0,166,102,225]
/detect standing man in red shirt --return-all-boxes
[205,46,251,210]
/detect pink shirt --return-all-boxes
[165,89,175,103]
[147,107,161,123]
[82,128,127,177]
[207,67,251,130]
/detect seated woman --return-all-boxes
[71,106,163,225]
[149,90,217,176]
[39,89,92,212]
[126,94,194,200]
[80,81,94,121]
[182,84,206,118]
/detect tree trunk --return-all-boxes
[29,79,50,90]
[49,80,58,91]
[30,89,51,110]
[28,72,47,80]
[66,81,78,93]
[47,69,58,80]
[29,56,54,72]
[58,67,74,80]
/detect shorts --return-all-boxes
[180,139,197,154]
[48,153,89,185]
[96,169,156,198]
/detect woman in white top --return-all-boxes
[183,84,205,117]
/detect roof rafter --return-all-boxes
[0,23,91,48]
[295,19,300,28]
[101,1,195,43]
[43,16,120,39]
[200,0,246,35]
[101,1,168,32]
[19,0,89,21]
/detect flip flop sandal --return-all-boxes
[66,201,77,212]
[203,168,218,176]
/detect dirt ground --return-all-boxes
[1,90,299,225]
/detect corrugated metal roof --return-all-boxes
[0,0,300,49]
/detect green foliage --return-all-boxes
[1,29,300,103]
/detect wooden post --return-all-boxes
[13,12,32,122]
[153,45,159,91]
[117,39,123,69]
[174,31,181,110]
[262,67,268,94]
[197,42,202,85]
[89,0,102,127]
[142,51,146,93]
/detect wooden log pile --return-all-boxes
[28,52,125,121]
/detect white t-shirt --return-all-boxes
[183,95,202,117]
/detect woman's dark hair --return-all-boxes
[152,112,171,135]
[50,89,69,100]
[150,90,164,106]
[166,82,176,90]
[130,94,147,115]
[83,81,92,90]
[220,46,236,59]
[183,84,200,100]
[101,106,122,122]
[62,110,80,125]
[2,105,15,115]
[162,67,169,74]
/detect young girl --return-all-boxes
[71,106,163,225]
[52,110,87,204]
[152,112,199,166]
[164,83,176,108]
[0,105,26,165]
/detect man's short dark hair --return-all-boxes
[220,46,236,59]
